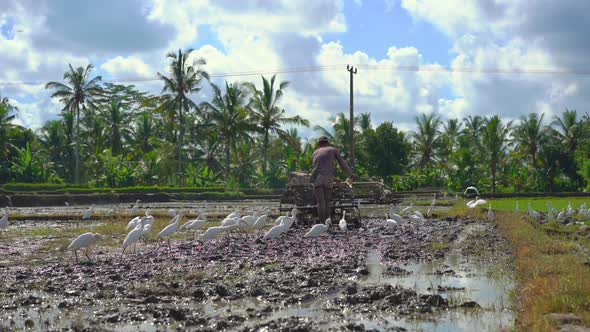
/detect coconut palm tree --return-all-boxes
[103,100,132,156]
[245,75,309,177]
[201,81,257,177]
[39,120,67,177]
[413,113,441,167]
[157,49,209,185]
[481,115,512,192]
[313,113,355,153]
[550,109,583,185]
[357,112,372,133]
[439,118,462,166]
[512,112,546,170]
[0,96,19,161]
[45,64,102,184]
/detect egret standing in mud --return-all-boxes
[68,232,105,262]
[262,211,296,241]
[0,208,8,232]
[385,214,398,229]
[130,199,141,215]
[122,217,147,256]
[156,213,183,253]
[339,211,347,231]
[487,205,495,221]
[305,218,331,238]
[82,204,95,220]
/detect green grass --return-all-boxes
[453,197,590,212]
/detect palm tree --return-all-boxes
[357,112,372,133]
[413,113,441,167]
[245,75,309,177]
[133,111,159,154]
[45,64,102,184]
[157,49,208,185]
[201,81,257,177]
[551,109,582,185]
[512,112,546,170]
[439,118,462,165]
[103,100,132,155]
[0,96,19,161]
[551,109,580,154]
[481,115,511,192]
[313,113,354,152]
[39,120,66,177]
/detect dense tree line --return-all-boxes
[1,48,589,192]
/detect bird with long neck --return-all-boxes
[68,232,105,262]
[122,217,147,256]
[156,213,183,253]
[0,208,8,232]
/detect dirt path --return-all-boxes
[0,212,514,331]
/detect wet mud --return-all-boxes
[0,207,514,331]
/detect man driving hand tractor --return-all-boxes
[310,136,358,222]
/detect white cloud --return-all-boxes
[101,56,154,78]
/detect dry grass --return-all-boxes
[494,211,590,331]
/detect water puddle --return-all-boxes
[362,249,515,331]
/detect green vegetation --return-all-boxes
[465,197,590,213]
[1,52,590,193]
[494,211,590,330]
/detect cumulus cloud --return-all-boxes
[2,0,590,136]
[101,56,155,78]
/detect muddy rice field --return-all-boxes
[0,202,515,331]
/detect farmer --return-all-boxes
[311,136,357,222]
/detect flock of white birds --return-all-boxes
[2,185,588,262]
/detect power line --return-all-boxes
[2,63,590,86]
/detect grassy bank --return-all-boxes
[438,205,590,330]
[487,197,590,212]
[495,211,590,330]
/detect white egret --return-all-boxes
[251,214,268,230]
[426,205,434,218]
[105,206,116,217]
[339,211,347,231]
[130,199,141,215]
[388,211,406,224]
[145,208,152,217]
[126,216,142,230]
[414,211,425,219]
[400,204,414,216]
[0,208,8,231]
[281,209,299,231]
[240,211,259,227]
[467,197,488,209]
[168,209,177,217]
[385,214,397,228]
[156,213,183,251]
[409,215,423,223]
[463,186,480,196]
[304,218,331,238]
[487,205,494,221]
[122,217,147,255]
[68,232,105,262]
[82,204,95,220]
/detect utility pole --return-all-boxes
[347,65,357,171]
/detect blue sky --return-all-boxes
[325,1,452,65]
[1,0,589,134]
